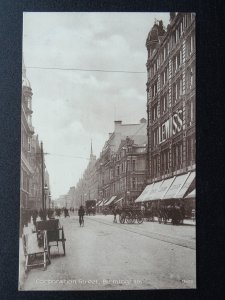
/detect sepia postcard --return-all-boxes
[19,12,196,291]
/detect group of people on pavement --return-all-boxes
[20,205,86,235]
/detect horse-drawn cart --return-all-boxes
[36,219,66,256]
[119,207,144,224]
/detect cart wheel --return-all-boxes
[137,216,144,224]
[48,251,51,265]
[63,241,66,256]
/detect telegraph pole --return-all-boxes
[41,141,45,219]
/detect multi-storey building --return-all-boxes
[20,57,50,210]
[28,134,42,209]
[97,119,147,208]
[74,142,98,207]
[20,57,35,209]
[141,13,195,206]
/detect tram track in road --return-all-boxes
[86,216,196,250]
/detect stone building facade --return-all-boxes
[20,57,35,209]
[146,13,195,183]
[97,119,147,208]
[20,57,50,210]
[73,142,98,208]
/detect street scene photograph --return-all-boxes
[19,12,196,290]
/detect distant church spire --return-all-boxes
[90,139,96,161]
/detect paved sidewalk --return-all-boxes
[18,222,35,290]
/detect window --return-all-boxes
[186,65,195,91]
[152,80,158,98]
[152,103,158,121]
[132,160,136,171]
[180,20,183,35]
[186,135,195,166]
[160,92,168,115]
[186,97,195,127]
[161,149,170,174]
[153,128,159,147]
[117,165,120,176]
[152,155,160,177]
[172,142,183,171]
[172,76,183,104]
[110,169,114,180]
[131,177,137,190]
[161,65,168,87]
[172,49,182,73]
[186,34,195,58]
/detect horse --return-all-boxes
[111,205,122,223]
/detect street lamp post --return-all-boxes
[44,183,48,220]
[48,191,51,210]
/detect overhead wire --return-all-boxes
[26,66,146,74]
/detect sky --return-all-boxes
[23,12,169,199]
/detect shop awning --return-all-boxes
[104,196,117,206]
[98,199,108,207]
[153,177,176,200]
[135,183,154,203]
[163,172,190,200]
[185,189,196,199]
[148,181,164,201]
[174,171,195,199]
[96,200,103,207]
[114,197,123,204]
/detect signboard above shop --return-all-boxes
[159,109,183,144]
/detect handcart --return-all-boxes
[36,219,66,256]
[22,230,50,272]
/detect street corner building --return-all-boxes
[141,13,196,214]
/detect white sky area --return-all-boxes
[23,12,169,199]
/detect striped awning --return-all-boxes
[114,197,123,204]
[185,189,196,199]
[135,184,154,203]
[104,196,117,206]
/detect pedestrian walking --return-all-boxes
[78,205,85,227]
[112,205,120,223]
[64,208,70,218]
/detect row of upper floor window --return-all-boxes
[151,135,195,176]
[149,62,195,103]
[148,13,195,60]
[101,176,144,194]
[148,29,195,79]
[100,159,138,182]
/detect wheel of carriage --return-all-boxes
[126,212,133,224]
[137,213,144,224]
[131,216,136,224]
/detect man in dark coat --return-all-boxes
[78,205,85,226]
